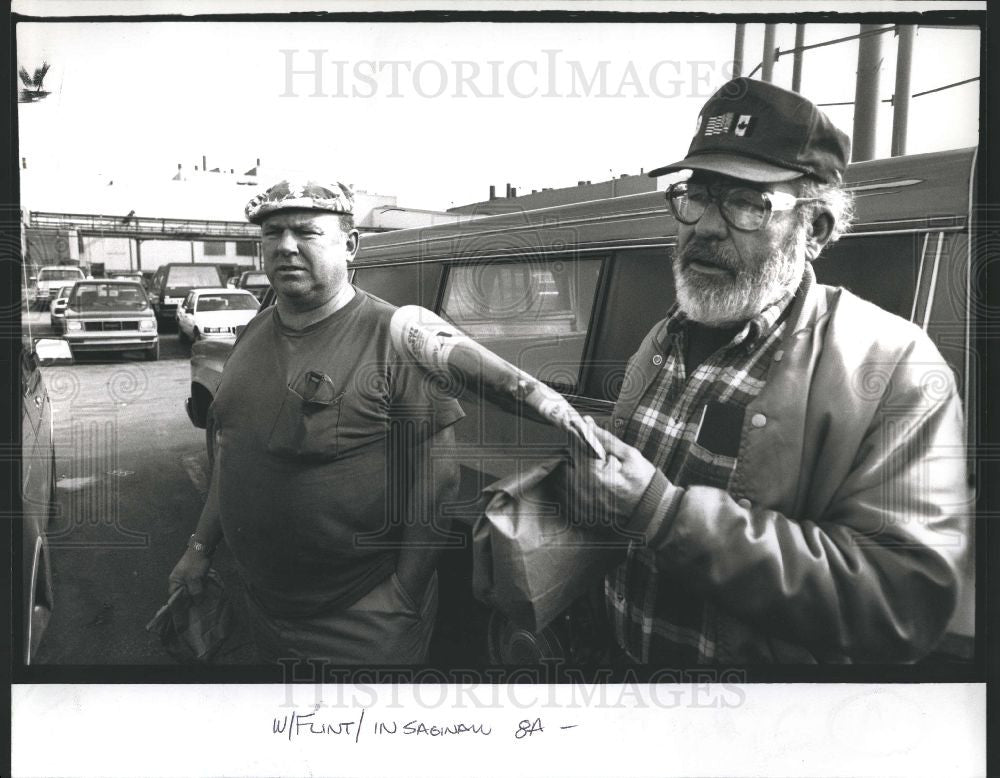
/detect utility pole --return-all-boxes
[733,24,746,78]
[891,26,916,157]
[852,24,885,162]
[762,24,777,82]
[791,24,806,92]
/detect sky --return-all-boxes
[16,16,981,216]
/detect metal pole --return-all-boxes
[852,24,884,162]
[791,24,806,92]
[733,23,746,78]
[762,24,777,82]
[135,239,142,272]
[891,25,916,157]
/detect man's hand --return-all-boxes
[563,417,657,532]
[168,548,212,597]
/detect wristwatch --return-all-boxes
[187,534,216,556]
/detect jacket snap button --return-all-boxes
[613,418,624,428]
[652,354,663,366]
[751,413,767,428]
[773,350,784,362]
[737,498,752,509]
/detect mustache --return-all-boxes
[678,240,741,271]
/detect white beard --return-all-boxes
[674,227,807,325]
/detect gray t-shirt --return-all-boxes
[213,289,464,617]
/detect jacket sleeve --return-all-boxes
[629,339,970,662]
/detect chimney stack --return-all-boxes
[489,185,496,200]
[202,154,207,171]
[510,187,517,198]
[505,183,512,198]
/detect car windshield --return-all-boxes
[195,293,259,312]
[243,272,269,285]
[39,268,85,281]
[70,283,149,310]
[166,266,222,288]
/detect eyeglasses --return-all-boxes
[665,181,817,232]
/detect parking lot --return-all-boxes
[24,308,257,665]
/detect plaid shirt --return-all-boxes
[606,291,794,664]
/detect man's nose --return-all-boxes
[275,230,298,254]
[694,201,729,239]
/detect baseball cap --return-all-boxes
[245,179,354,224]
[648,78,851,184]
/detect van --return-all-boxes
[148,263,226,325]
[188,147,980,664]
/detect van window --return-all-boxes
[440,258,603,389]
[813,233,923,321]
[582,248,676,401]
[353,263,445,310]
[165,265,223,289]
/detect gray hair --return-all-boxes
[796,178,855,258]
[336,213,355,234]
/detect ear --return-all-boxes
[805,209,835,259]
[345,229,361,262]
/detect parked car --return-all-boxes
[62,279,159,361]
[29,265,86,310]
[148,263,226,327]
[235,269,271,301]
[20,331,72,663]
[176,288,260,343]
[48,283,77,332]
[185,147,979,665]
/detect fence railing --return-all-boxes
[28,211,260,240]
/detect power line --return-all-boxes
[746,25,897,79]
[817,76,980,107]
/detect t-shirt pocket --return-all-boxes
[267,370,346,460]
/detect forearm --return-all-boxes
[630,469,963,661]
[191,455,225,549]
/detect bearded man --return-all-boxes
[563,78,969,664]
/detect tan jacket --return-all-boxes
[615,265,971,662]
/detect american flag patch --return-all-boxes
[704,113,734,136]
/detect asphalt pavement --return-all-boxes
[25,309,258,665]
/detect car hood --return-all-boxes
[65,308,153,319]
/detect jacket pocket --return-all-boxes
[267,378,345,460]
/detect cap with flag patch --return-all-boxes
[648,78,851,184]
[245,179,354,224]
